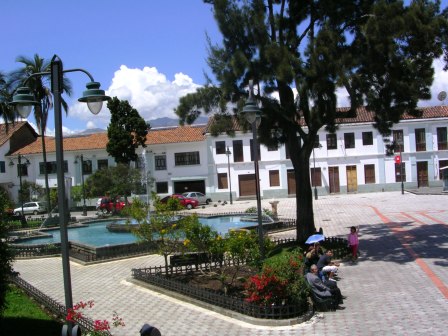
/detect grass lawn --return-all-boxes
[0,285,62,336]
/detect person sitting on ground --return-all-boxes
[317,249,340,275]
[306,264,344,308]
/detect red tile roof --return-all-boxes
[0,121,38,146]
[9,125,207,155]
[146,125,206,145]
[10,132,109,155]
[205,105,448,132]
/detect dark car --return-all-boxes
[160,194,199,209]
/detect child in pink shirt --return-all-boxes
[348,226,359,261]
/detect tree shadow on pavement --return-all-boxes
[341,222,448,266]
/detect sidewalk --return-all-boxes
[13,191,448,335]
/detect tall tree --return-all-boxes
[0,71,15,127]
[106,97,149,164]
[176,0,447,241]
[10,54,73,215]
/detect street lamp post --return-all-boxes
[10,55,109,334]
[242,80,264,260]
[225,147,233,204]
[75,155,87,216]
[10,154,30,216]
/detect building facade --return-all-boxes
[1,106,447,205]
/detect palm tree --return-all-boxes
[10,54,73,216]
[0,71,16,127]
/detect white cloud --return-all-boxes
[86,121,97,129]
[68,65,201,130]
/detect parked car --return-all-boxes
[182,192,212,205]
[13,201,47,216]
[160,194,199,209]
[96,196,127,214]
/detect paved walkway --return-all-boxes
[13,192,448,335]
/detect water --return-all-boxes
[19,216,259,247]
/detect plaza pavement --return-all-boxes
[13,191,448,335]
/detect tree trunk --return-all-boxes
[286,130,316,242]
[292,150,316,242]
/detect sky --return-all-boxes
[1,0,448,136]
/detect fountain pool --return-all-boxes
[19,215,261,247]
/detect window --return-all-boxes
[135,157,144,169]
[364,164,375,184]
[39,161,68,174]
[218,173,228,189]
[17,164,28,177]
[82,160,92,174]
[156,182,168,193]
[395,163,406,182]
[175,151,200,166]
[155,155,167,170]
[437,127,447,150]
[362,132,373,146]
[250,139,261,161]
[393,130,404,152]
[0,161,5,173]
[313,135,320,148]
[267,143,278,151]
[439,160,448,180]
[98,159,108,170]
[216,141,226,154]
[233,140,244,162]
[344,133,355,149]
[415,128,426,152]
[269,170,280,187]
[310,168,322,187]
[326,134,337,150]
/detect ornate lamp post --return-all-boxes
[9,154,30,216]
[225,147,233,204]
[398,136,404,195]
[75,154,87,216]
[10,55,109,334]
[242,80,264,260]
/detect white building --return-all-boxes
[1,106,447,205]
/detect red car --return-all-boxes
[160,194,199,209]
[97,196,127,214]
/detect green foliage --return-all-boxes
[129,195,189,272]
[106,97,148,164]
[84,164,143,199]
[71,185,83,203]
[0,285,62,334]
[245,248,309,307]
[0,188,14,317]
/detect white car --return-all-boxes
[14,201,47,215]
[181,192,212,205]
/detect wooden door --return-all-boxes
[239,174,256,196]
[287,170,296,195]
[417,161,428,188]
[329,166,340,194]
[346,165,358,192]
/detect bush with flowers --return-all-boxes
[245,249,309,309]
[65,300,125,336]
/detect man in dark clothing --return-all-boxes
[317,250,340,274]
[306,265,344,308]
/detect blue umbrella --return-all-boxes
[305,234,325,244]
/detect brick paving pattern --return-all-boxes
[13,191,448,335]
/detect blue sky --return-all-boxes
[1,0,447,135]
